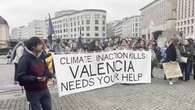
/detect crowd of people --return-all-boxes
[50,37,195,84]
[8,36,195,110]
[10,36,195,85]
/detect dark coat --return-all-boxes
[165,43,177,62]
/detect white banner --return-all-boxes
[53,50,151,97]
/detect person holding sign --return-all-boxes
[16,37,53,110]
[163,38,180,85]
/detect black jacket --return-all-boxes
[165,43,177,62]
[16,48,52,91]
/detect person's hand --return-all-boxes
[37,76,47,82]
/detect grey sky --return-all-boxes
[0,0,153,29]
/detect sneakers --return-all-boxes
[169,81,174,85]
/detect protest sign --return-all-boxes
[163,62,183,79]
[53,50,151,97]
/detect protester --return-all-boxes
[63,42,71,54]
[164,38,178,85]
[13,43,25,83]
[41,36,195,83]
[16,37,53,110]
[90,39,102,52]
[53,38,64,54]
[178,39,193,81]
[118,39,129,50]
[9,41,25,84]
[104,41,114,51]
[148,41,157,78]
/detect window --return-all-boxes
[184,21,186,25]
[184,27,186,34]
[95,20,99,24]
[135,33,138,37]
[77,16,80,20]
[86,20,90,24]
[74,28,76,32]
[86,33,90,36]
[95,33,99,36]
[82,20,84,25]
[95,26,99,31]
[187,27,190,34]
[86,26,90,31]
[135,28,138,32]
[102,27,105,31]
[82,27,84,31]
[191,26,194,33]
[102,33,105,37]
[103,20,105,25]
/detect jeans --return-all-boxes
[180,61,192,80]
[26,89,52,110]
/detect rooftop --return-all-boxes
[0,16,8,25]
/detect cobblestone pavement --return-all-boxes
[0,68,195,110]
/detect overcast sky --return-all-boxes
[0,0,153,29]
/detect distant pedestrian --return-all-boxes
[10,41,25,84]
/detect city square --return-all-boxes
[0,0,195,110]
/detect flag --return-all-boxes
[48,13,54,50]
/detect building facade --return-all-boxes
[176,0,195,39]
[106,20,121,38]
[0,16,9,48]
[140,0,177,40]
[106,16,141,39]
[46,9,107,39]
[121,16,141,38]
[114,21,123,37]
[11,20,47,40]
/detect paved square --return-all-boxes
[0,65,195,110]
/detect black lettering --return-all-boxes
[61,82,68,92]
[69,81,75,90]
[127,61,135,72]
[69,66,79,79]
[80,65,90,78]
[97,63,105,75]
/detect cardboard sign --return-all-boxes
[163,62,183,79]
